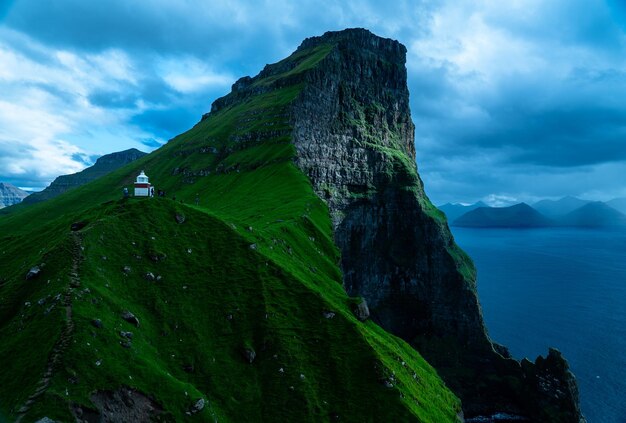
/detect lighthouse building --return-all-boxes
[134,171,152,197]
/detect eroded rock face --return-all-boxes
[286,28,584,422]
[74,387,165,423]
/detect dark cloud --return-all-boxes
[70,153,94,166]
[87,90,139,109]
[130,107,200,140]
[2,0,626,204]
[140,138,162,148]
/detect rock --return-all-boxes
[175,213,186,224]
[121,311,140,327]
[120,331,133,339]
[91,318,103,329]
[26,266,41,280]
[323,311,335,319]
[122,266,132,274]
[149,252,167,262]
[34,417,57,423]
[71,221,87,231]
[190,398,204,414]
[144,272,155,281]
[249,243,257,250]
[354,299,370,321]
[242,347,256,363]
[120,340,132,348]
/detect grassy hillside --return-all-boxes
[0,41,460,422]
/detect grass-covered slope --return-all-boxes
[0,37,460,422]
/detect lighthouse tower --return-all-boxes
[134,171,152,197]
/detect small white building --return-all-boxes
[134,171,153,197]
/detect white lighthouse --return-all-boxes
[134,171,152,197]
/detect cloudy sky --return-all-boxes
[1,0,625,205]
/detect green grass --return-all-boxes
[0,41,460,422]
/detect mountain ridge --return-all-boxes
[22,148,146,204]
[0,182,28,208]
[453,203,555,228]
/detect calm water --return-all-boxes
[451,227,626,423]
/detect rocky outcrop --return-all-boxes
[0,182,28,208]
[23,148,146,204]
[73,387,165,422]
[286,29,584,422]
[198,27,583,421]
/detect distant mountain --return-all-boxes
[558,202,626,227]
[0,182,28,208]
[453,203,554,228]
[533,196,590,217]
[439,201,487,222]
[23,148,146,204]
[606,198,626,215]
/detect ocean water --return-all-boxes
[451,227,626,423]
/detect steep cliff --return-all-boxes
[287,29,584,422]
[0,182,28,208]
[22,148,146,204]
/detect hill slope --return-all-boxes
[453,203,554,228]
[533,196,590,217]
[0,29,582,422]
[606,197,626,215]
[439,202,487,222]
[0,182,28,208]
[22,148,146,205]
[558,202,626,227]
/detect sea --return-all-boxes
[451,227,626,423]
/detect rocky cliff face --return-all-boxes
[286,29,584,422]
[0,182,28,208]
[23,148,146,204]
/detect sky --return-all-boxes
[1,0,626,205]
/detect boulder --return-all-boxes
[70,221,87,231]
[91,318,103,329]
[242,347,256,363]
[190,398,205,414]
[175,213,186,224]
[121,311,140,327]
[26,266,41,280]
[354,299,370,321]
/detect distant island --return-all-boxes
[441,196,626,228]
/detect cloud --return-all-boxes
[140,138,163,149]
[406,0,626,204]
[1,0,625,203]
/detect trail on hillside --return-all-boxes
[15,232,82,422]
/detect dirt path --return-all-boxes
[14,232,82,422]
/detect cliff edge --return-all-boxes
[291,28,584,422]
